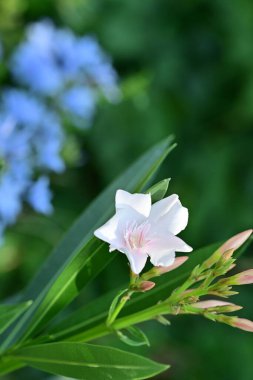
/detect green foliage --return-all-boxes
[43,242,222,343]
[0,301,32,335]
[12,342,168,379]
[146,178,170,202]
[0,137,174,353]
[116,326,150,347]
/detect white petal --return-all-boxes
[148,232,192,266]
[116,189,151,218]
[148,194,189,235]
[94,213,120,245]
[94,208,146,251]
[149,232,192,253]
[125,251,148,274]
[150,250,175,267]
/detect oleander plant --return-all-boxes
[0,138,252,380]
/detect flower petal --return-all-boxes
[148,194,189,235]
[125,251,148,274]
[94,213,120,245]
[148,232,193,253]
[116,189,151,218]
[94,207,146,251]
[150,250,175,267]
[148,232,192,266]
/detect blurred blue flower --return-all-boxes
[27,176,53,215]
[10,21,63,96]
[0,18,119,243]
[60,86,96,124]
[0,92,64,239]
[3,89,44,126]
[0,173,24,225]
[10,19,120,124]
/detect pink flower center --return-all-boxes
[123,221,151,251]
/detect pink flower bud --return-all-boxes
[203,229,252,270]
[219,229,252,255]
[139,281,156,292]
[192,300,236,309]
[231,269,253,285]
[232,317,253,332]
[142,256,188,280]
[155,256,189,275]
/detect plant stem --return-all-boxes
[64,302,172,343]
[106,270,139,326]
[106,290,134,326]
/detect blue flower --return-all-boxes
[60,86,96,123]
[0,91,64,240]
[2,89,45,126]
[0,18,119,243]
[0,173,24,225]
[10,20,120,125]
[27,176,53,215]
[10,21,63,96]
[75,36,120,101]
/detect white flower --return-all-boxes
[94,189,192,274]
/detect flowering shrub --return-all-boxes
[0,19,119,242]
[0,139,252,379]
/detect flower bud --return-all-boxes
[155,256,189,275]
[232,317,253,332]
[202,229,252,270]
[142,256,188,280]
[192,300,242,312]
[138,281,156,292]
[202,249,233,270]
[224,269,253,285]
[222,250,234,261]
[219,229,252,255]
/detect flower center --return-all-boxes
[124,221,151,251]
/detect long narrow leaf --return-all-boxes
[0,301,32,336]
[12,342,169,380]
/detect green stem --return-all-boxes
[106,270,139,326]
[168,278,195,302]
[64,302,173,343]
[106,290,134,326]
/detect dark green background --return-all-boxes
[0,1,253,379]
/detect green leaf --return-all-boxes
[12,342,169,380]
[0,358,24,376]
[147,178,170,202]
[1,137,175,352]
[117,326,150,347]
[0,301,32,335]
[107,288,128,324]
[156,315,171,326]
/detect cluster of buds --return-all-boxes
[106,229,252,340]
[171,229,253,332]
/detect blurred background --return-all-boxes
[0,1,253,379]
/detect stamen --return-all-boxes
[123,221,151,251]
